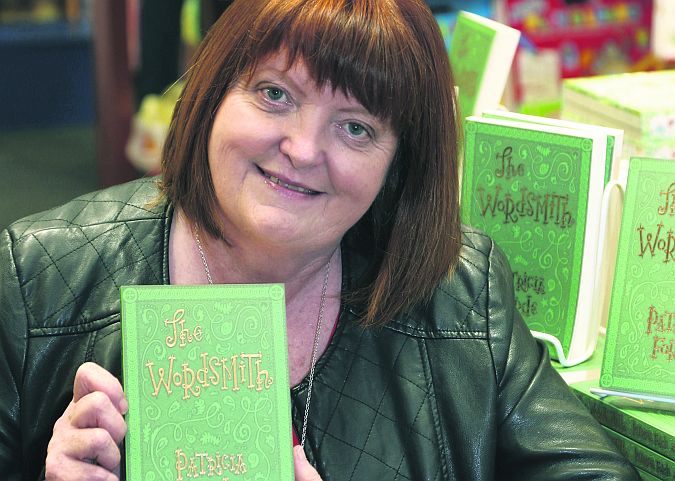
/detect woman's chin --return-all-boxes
[248,217,306,246]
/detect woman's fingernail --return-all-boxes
[294,445,306,462]
[118,397,129,414]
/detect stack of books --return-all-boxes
[572,379,674,481]
[561,70,675,164]
[554,338,674,481]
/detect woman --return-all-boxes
[0,1,638,480]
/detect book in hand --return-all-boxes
[461,114,609,366]
[594,157,675,405]
[120,284,293,481]
[448,10,520,119]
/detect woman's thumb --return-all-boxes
[293,445,322,481]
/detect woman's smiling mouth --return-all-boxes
[258,167,321,195]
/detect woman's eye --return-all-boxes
[345,122,370,138]
[263,87,287,102]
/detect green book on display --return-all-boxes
[480,110,626,343]
[461,115,608,366]
[596,157,675,404]
[121,284,293,481]
[449,11,520,119]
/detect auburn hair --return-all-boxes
[161,0,461,327]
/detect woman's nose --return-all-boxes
[279,111,326,169]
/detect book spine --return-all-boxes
[571,390,674,461]
[120,287,142,481]
[636,466,664,481]
[602,427,674,480]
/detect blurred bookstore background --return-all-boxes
[1,0,674,229]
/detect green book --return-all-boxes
[461,115,608,366]
[602,426,675,480]
[449,11,520,119]
[121,284,293,481]
[569,379,674,462]
[480,110,626,345]
[597,157,675,403]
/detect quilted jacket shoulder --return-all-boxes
[0,178,172,481]
[388,225,504,336]
[6,177,170,332]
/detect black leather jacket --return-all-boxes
[0,178,638,480]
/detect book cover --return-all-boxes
[570,379,675,462]
[461,115,607,366]
[448,10,520,119]
[599,157,675,401]
[121,284,293,481]
[480,109,626,335]
[602,426,675,480]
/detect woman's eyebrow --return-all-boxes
[252,66,312,99]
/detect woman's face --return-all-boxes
[207,54,398,255]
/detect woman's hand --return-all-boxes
[294,445,323,481]
[45,362,128,481]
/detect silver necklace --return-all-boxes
[193,226,331,447]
